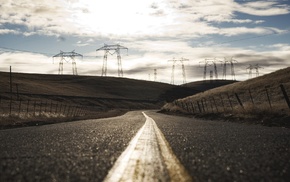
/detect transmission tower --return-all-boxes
[254,64,263,77]
[169,57,189,85]
[246,64,263,78]
[246,64,254,78]
[223,57,238,80]
[53,50,83,75]
[96,44,128,77]
[199,58,219,80]
[154,69,157,82]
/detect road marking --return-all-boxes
[104,112,192,182]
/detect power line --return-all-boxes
[0,45,99,59]
[199,29,290,48]
[0,46,54,56]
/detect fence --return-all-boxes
[0,95,87,118]
[173,82,290,115]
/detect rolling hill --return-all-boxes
[0,71,240,128]
[162,67,290,127]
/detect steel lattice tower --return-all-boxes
[53,50,83,75]
[254,64,263,77]
[200,58,218,80]
[223,57,238,80]
[246,64,254,78]
[96,44,128,77]
[169,57,189,85]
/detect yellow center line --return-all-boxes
[104,112,192,182]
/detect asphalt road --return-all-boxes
[148,111,290,181]
[1,110,290,181]
[0,111,145,182]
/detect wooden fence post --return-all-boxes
[55,102,58,114]
[209,99,214,112]
[39,101,42,115]
[26,100,30,115]
[248,88,254,106]
[33,100,37,116]
[201,99,206,112]
[16,84,19,101]
[50,101,53,114]
[74,106,78,117]
[226,93,233,110]
[265,86,272,109]
[212,97,219,112]
[220,95,225,111]
[235,93,244,109]
[280,84,290,109]
[63,105,67,116]
[67,106,71,116]
[197,101,202,113]
[10,66,12,94]
[186,103,190,113]
[9,97,12,116]
[18,99,22,116]
[190,102,195,113]
[45,101,48,113]
[59,103,63,114]
[203,99,209,112]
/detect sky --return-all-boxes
[0,0,290,85]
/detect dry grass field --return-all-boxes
[162,67,290,127]
[0,71,201,129]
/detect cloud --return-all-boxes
[0,0,288,39]
[0,28,20,34]
[236,1,290,16]
[0,0,289,84]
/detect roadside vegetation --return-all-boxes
[0,71,198,129]
[161,67,290,128]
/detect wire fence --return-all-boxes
[0,95,86,118]
[173,82,290,115]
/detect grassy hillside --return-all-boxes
[0,71,200,102]
[183,80,238,92]
[162,67,290,127]
[0,70,270,129]
[0,71,201,128]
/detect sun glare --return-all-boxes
[71,0,174,37]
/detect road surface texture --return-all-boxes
[148,111,290,181]
[0,111,145,181]
[1,110,290,181]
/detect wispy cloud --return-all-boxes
[237,1,290,16]
[0,0,289,84]
[0,0,288,38]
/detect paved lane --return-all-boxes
[0,111,145,182]
[1,110,290,181]
[104,112,191,182]
[147,111,290,181]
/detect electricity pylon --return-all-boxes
[254,64,263,77]
[199,58,218,80]
[169,57,189,85]
[96,44,128,77]
[222,57,238,80]
[53,50,83,75]
[154,69,157,82]
[246,64,254,78]
[247,64,263,78]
